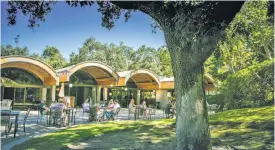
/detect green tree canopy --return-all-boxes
[42,46,67,69]
[70,37,131,71]
[1,44,29,56]
[129,45,161,74]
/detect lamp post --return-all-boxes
[68,83,73,96]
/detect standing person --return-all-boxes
[128,99,136,113]
[112,100,121,120]
[141,101,148,119]
[105,99,115,120]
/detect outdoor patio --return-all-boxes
[1,108,166,150]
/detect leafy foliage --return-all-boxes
[69,37,173,77]
[42,46,67,69]
[158,47,173,77]
[70,37,130,71]
[204,1,274,110]
[129,45,160,75]
[222,60,274,109]
[2,44,67,69]
[1,44,29,56]
[7,1,56,28]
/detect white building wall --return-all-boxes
[156,90,168,109]
[51,86,56,102]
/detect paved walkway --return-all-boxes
[1,108,165,150]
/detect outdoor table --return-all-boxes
[1,110,20,138]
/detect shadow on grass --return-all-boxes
[11,119,176,150]
[210,106,274,149]
[11,106,274,150]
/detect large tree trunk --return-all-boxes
[164,30,213,150]
[174,66,211,150]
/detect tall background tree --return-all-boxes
[204,1,274,110]
[129,45,162,75]
[1,44,29,56]
[69,37,129,71]
[70,37,173,76]
[7,1,265,149]
[42,46,67,69]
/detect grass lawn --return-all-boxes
[12,106,274,150]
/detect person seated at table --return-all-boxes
[39,100,50,112]
[105,99,115,120]
[50,98,67,126]
[114,100,120,109]
[98,100,105,108]
[38,100,50,120]
[82,101,90,113]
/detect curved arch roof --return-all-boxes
[117,69,160,89]
[57,61,119,85]
[1,56,58,86]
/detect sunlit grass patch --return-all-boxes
[11,106,273,150]
[210,106,274,149]
[209,106,274,124]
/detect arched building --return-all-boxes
[1,56,58,109]
[56,61,119,107]
[1,57,216,109]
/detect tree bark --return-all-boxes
[164,28,213,150]
[174,67,211,150]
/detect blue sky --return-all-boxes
[1,1,165,60]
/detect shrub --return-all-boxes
[206,94,225,110]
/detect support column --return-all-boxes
[137,89,141,105]
[103,87,108,101]
[51,86,56,102]
[156,90,168,109]
[92,87,97,103]
[42,88,47,100]
[97,86,102,102]
[23,88,26,106]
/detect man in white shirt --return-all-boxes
[114,100,120,109]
